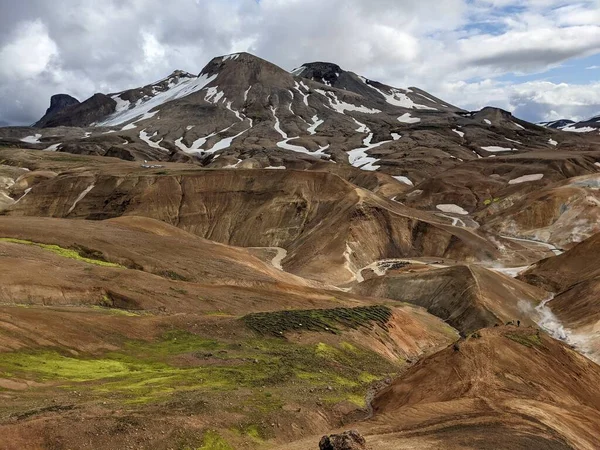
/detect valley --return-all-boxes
[0,51,599,449]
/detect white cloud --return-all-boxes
[0,19,58,79]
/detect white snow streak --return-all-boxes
[67,184,95,214]
[307,115,324,135]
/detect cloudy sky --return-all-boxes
[1,0,599,126]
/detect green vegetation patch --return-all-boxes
[505,332,544,349]
[0,237,125,268]
[0,330,397,408]
[197,430,234,450]
[241,305,392,336]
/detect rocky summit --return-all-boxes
[0,51,600,450]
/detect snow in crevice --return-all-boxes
[347,133,392,171]
[270,107,287,139]
[452,129,465,138]
[277,137,330,157]
[67,184,95,215]
[287,90,295,114]
[98,73,217,127]
[226,101,244,121]
[352,118,370,133]
[244,86,251,102]
[222,53,240,61]
[139,130,168,152]
[293,81,310,107]
[307,115,324,135]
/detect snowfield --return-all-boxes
[98,73,217,127]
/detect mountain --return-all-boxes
[540,115,600,133]
[1,52,585,183]
[2,51,600,450]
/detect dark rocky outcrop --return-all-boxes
[35,94,80,127]
[37,93,116,128]
[319,430,369,450]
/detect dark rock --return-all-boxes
[35,94,80,127]
[319,430,368,450]
[36,93,117,128]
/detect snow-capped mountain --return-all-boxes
[0,52,588,185]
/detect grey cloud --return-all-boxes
[0,0,599,125]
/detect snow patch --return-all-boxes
[508,173,544,184]
[436,204,469,215]
[548,138,558,146]
[265,166,286,170]
[391,133,401,141]
[393,175,413,186]
[484,119,492,125]
[398,113,421,124]
[20,134,42,144]
[44,143,62,151]
[452,129,465,138]
[481,146,518,152]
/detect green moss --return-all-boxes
[0,330,396,407]
[505,333,543,349]
[0,238,125,268]
[197,431,233,450]
[483,199,492,206]
[241,305,392,337]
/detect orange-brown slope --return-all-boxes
[364,326,600,450]
[353,265,547,334]
[0,215,312,288]
[4,166,500,284]
[520,232,600,362]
